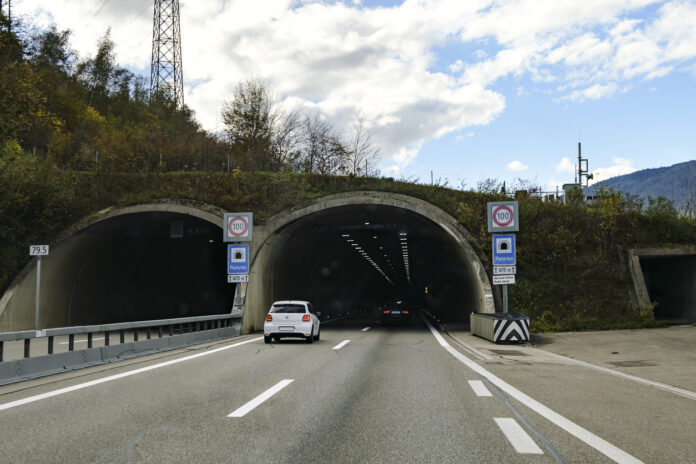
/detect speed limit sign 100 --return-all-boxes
[223,212,254,242]
[487,201,519,232]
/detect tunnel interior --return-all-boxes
[67,212,234,325]
[264,204,481,323]
[640,255,696,322]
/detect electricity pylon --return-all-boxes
[150,0,184,106]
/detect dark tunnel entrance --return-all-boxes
[67,212,234,325]
[640,255,696,322]
[263,204,482,324]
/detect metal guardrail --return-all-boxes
[0,314,242,363]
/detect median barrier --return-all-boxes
[470,312,530,343]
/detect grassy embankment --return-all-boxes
[2,157,694,332]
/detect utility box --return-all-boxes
[470,312,530,343]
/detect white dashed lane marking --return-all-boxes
[228,380,294,418]
[468,380,493,397]
[495,418,544,454]
[333,340,351,350]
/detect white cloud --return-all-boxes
[589,157,637,184]
[13,0,696,173]
[507,160,528,172]
[561,83,619,102]
[556,156,575,174]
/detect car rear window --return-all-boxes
[270,304,306,313]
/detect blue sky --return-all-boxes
[14,0,696,190]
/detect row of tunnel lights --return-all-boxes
[341,226,412,286]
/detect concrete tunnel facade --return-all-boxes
[0,192,494,333]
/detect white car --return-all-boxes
[264,300,321,344]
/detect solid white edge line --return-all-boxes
[227,379,294,418]
[494,417,544,454]
[536,349,696,401]
[361,327,371,332]
[421,316,644,464]
[0,336,264,412]
[468,380,493,397]
[333,340,351,350]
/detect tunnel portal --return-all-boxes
[0,208,235,330]
[245,192,492,331]
[640,254,696,322]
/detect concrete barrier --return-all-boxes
[470,312,530,343]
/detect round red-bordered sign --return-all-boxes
[492,205,514,227]
[228,216,249,237]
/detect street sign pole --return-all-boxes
[35,256,41,330]
[503,284,508,313]
[30,245,49,330]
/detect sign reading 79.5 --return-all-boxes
[29,245,49,256]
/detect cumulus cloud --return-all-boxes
[13,0,696,175]
[507,160,528,172]
[590,157,637,184]
[556,156,575,174]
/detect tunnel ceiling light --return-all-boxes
[364,221,370,225]
[342,234,350,237]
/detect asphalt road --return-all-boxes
[0,313,693,463]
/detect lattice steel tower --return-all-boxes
[150,0,184,105]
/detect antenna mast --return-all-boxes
[150,0,184,106]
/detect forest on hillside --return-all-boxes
[0,13,380,175]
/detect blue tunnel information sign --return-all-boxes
[228,244,249,274]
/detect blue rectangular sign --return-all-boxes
[228,244,249,274]
[492,234,516,266]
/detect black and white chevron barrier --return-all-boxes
[470,312,530,343]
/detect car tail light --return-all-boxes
[402,310,410,315]
[266,315,273,321]
[302,314,310,322]
[383,310,390,314]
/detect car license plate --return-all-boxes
[279,326,294,331]
[391,311,401,314]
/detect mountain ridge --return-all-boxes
[584,160,696,211]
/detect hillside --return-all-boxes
[585,160,696,213]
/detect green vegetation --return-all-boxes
[2,15,695,332]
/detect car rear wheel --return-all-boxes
[306,326,314,344]
[264,335,271,344]
[314,328,320,341]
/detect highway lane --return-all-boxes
[0,313,688,463]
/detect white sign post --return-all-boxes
[487,202,520,313]
[29,245,49,330]
[223,213,253,311]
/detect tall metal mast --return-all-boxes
[150,0,184,106]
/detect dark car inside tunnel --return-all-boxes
[65,212,234,325]
[265,204,480,325]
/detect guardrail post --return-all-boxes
[0,341,4,362]
[178,323,183,334]
[146,327,151,340]
[68,334,75,351]
[120,330,124,344]
[158,326,163,338]
[195,322,200,332]
[105,331,110,346]
[88,332,93,349]
[133,329,139,341]
[24,339,31,358]
[169,325,173,336]
[48,336,54,354]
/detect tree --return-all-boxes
[346,115,381,176]
[221,77,273,170]
[297,113,347,174]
